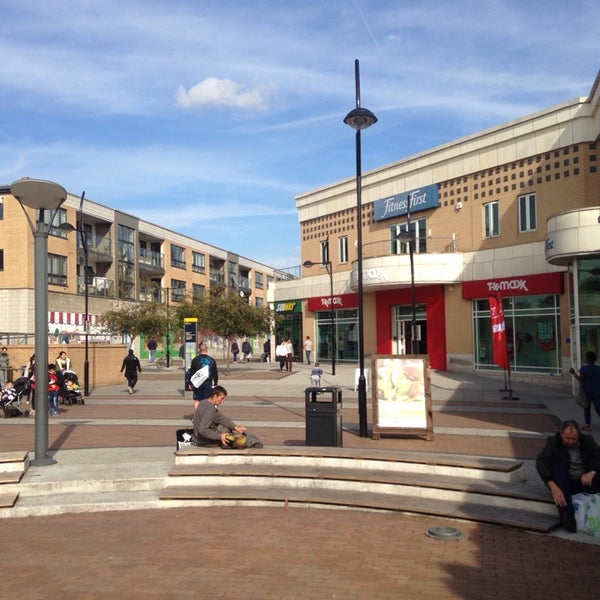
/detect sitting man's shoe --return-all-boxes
[560,510,577,533]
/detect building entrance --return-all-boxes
[392,305,427,355]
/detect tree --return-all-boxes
[175,292,273,370]
[100,302,179,348]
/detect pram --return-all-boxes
[60,370,85,406]
[1,376,30,418]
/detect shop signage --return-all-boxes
[373,184,440,222]
[462,272,563,299]
[274,300,302,313]
[307,293,359,311]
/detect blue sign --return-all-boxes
[373,184,440,222]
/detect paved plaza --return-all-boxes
[1,360,598,599]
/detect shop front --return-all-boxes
[463,272,564,374]
[306,293,359,363]
[374,285,447,370]
[274,299,303,360]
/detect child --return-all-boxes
[310,362,323,387]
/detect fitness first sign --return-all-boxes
[373,184,440,222]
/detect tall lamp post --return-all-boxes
[303,236,336,375]
[344,59,377,438]
[78,191,90,396]
[11,178,67,465]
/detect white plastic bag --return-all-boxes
[190,365,209,388]
[572,493,600,537]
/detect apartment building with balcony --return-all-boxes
[273,69,600,375]
[0,190,282,347]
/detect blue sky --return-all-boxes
[1,1,598,269]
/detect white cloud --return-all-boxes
[176,77,277,111]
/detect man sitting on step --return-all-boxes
[192,385,262,448]
[536,419,600,532]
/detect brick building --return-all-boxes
[0,189,283,356]
[273,69,600,375]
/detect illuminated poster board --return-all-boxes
[372,355,433,441]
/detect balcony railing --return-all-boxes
[361,236,458,260]
[79,234,113,261]
[210,271,226,285]
[78,276,114,298]
[139,248,164,270]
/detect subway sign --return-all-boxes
[373,184,440,222]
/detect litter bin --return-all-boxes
[305,386,342,447]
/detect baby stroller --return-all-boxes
[61,370,85,405]
[1,376,30,418]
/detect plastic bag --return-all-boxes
[572,493,600,536]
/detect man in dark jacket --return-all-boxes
[187,343,218,411]
[120,349,142,394]
[536,419,600,532]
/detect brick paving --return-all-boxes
[0,507,596,599]
[0,363,598,598]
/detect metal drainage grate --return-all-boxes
[425,526,464,541]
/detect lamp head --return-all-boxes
[10,178,67,210]
[395,231,415,242]
[344,107,378,131]
[303,260,316,268]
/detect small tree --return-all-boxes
[175,292,273,371]
[101,302,179,349]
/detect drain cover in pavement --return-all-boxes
[425,526,464,541]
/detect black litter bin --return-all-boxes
[305,386,342,447]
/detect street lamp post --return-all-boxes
[303,237,336,375]
[344,59,377,438]
[11,178,67,465]
[78,191,90,396]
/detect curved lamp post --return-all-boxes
[303,237,336,375]
[344,59,377,438]
[11,178,67,465]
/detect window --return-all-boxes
[43,207,68,238]
[391,218,427,254]
[320,240,330,264]
[0,196,3,219]
[518,193,537,232]
[484,201,500,238]
[171,244,185,269]
[255,272,264,289]
[171,279,186,302]
[0,249,3,270]
[192,283,205,299]
[118,225,135,299]
[339,236,348,263]
[192,251,205,274]
[48,254,67,285]
[256,297,264,307]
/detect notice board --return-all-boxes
[372,355,433,441]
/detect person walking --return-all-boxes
[0,346,10,387]
[303,336,313,365]
[47,363,62,416]
[262,339,271,363]
[187,343,218,411]
[147,338,158,363]
[285,338,294,372]
[242,339,252,362]
[120,349,142,394]
[275,340,287,371]
[231,339,239,363]
[569,350,600,431]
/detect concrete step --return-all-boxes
[174,446,527,483]
[160,485,558,533]
[164,446,557,532]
